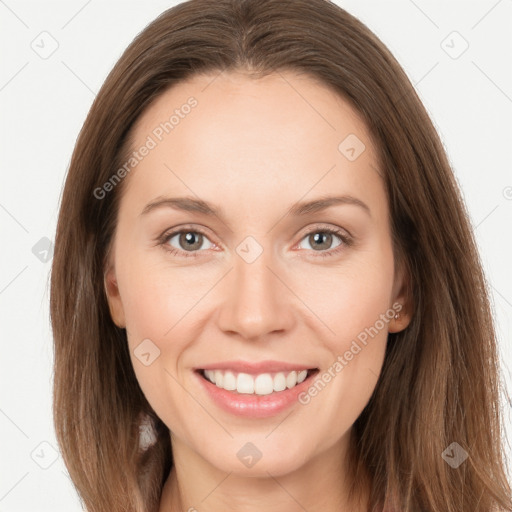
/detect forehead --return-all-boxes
[122,70,384,219]
[133,69,373,155]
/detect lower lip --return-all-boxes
[195,370,318,418]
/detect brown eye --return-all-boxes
[308,232,335,251]
[298,229,344,252]
[164,230,214,254]
[178,231,203,251]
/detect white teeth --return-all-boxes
[286,371,297,389]
[273,372,287,392]
[202,368,313,395]
[237,373,254,394]
[254,374,274,395]
[297,370,308,384]
[214,370,224,388]
[223,371,237,391]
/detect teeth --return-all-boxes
[223,371,236,391]
[202,369,312,395]
[297,370,308,383]
[214,370,224,388]
[273,372,287,392]
[254,374,273,395]
[286,371,297,389]
[237,373,254,394]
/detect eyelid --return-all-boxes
[295,222,353,242]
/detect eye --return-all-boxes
[296,226,352,257]
[158,224,352,259]
[159,227,214,258]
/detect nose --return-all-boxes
[216,246,295,342]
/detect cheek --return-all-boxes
[116,254,220,408]
[117,250,214,342]
[291,244,395,351]
[290,246,394,434]
[116,259,212,431]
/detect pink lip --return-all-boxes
[194,367,319,419]
[197,360,315,374]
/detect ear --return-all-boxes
[388,257,413,333]
[103,249,126,329]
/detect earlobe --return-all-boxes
[103,267,126,329]
[389,262,413,333]
[389,303,411,333]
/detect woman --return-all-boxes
[50,0,512,510]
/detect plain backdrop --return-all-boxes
[1,0,511,510]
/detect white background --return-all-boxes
[1,0,511,510]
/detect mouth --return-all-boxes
[196,367,319,396]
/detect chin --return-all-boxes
[200,437,313,478]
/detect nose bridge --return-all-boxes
[216,238,293,340]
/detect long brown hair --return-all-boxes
[50,0,512,510]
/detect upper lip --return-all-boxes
[197,360,318,374]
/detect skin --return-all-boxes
[104,70,411,512]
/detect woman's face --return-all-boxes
[105,70,409,477]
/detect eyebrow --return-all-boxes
[140,194,371,221]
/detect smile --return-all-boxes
[194,362,320,418]
[200,369,315,395]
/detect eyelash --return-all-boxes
[157,225,353,259]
